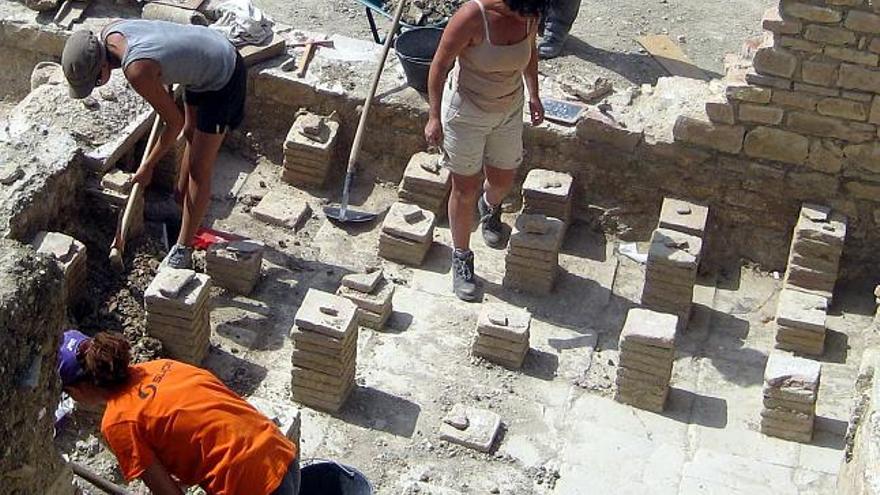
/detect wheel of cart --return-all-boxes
[353,0,448,43]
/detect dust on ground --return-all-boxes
[254,0,773,91]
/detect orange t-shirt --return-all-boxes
[101,360,296,495]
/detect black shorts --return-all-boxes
[183,52,247,134]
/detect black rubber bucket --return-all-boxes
[395,27,444,93]
[299,461,372,495]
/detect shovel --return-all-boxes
[324,0,408,224]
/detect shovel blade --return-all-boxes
[323,205,377,223]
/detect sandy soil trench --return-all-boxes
[1,2,878,495]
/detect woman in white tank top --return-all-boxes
[425,0,548,301]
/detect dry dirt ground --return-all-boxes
[253,0,774,89]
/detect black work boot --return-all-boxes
[451,249,478,301]
[478,194,506,249]
[538,35,566,59]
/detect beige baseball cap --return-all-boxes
[61,30,106,99]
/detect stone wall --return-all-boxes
[839,348,880,495]
[672,0,880,276]
[0,239,72,495]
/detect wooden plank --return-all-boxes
[636,35,708,80]
[238,34,286,67]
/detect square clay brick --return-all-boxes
[401,152,450,191]
[647,228,703,269]
[658,197,709,237]
[284,114,339,152]
[341,269,383,293]
[31,231,78,262]
[776,287,827,333]
[252,190,312,230]
[145,272,212,315]
[619,308,678,349]
[509,214,565,252]
[794,203,847,247]
[101,169,133,193]
[764,352,821,394]
[382,202,435,243]
[439,404,502,453]
[294,289,358,339]
[522,169,573,200]
[477,303,531,343]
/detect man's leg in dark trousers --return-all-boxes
[539,0,582,59]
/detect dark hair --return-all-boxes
[503,0,553,17]
[80,332,131,388]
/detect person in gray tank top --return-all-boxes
[61,20,247,270]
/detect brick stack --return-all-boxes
[775,286,828,356]
[144,268,212,365]
[615,308,678,413]
[290,289,358,413]
[379,202,436,266]
[641,228,703,329]
[503,214,565,294]
[472,303,531,369]
[336,269,395,330]
[398,152,451,217]
[282,113,339,188]
[658,197,709,238]
[761,352,821,443]
[206,240,264,295]
[783,203,847,302]
[31,232,87,304]
[521,169,574,226]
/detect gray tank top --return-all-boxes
[103,20,236,93]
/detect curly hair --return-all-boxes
[503,0,554,17]
[80,332,131,388]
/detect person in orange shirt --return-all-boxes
[57,330,300,495]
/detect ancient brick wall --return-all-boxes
[670,0,880,276]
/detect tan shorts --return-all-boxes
[440,90,524,177]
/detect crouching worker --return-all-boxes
[61,20,247,269]
[58,330,300,495]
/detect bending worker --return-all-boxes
[58,330,300,494]
[61,19,247,269]
[425,0,547,301]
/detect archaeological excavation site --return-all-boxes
[5,0,880,493]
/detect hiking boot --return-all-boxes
[161,243,193,270]
[451,249,478,301]
[478,194,506,249]
[538,35,566,59]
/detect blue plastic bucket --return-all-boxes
[299,460,372,495]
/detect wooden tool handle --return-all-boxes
[297,42,318,78]
[70,461,132,495]
[338,0,407,215]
